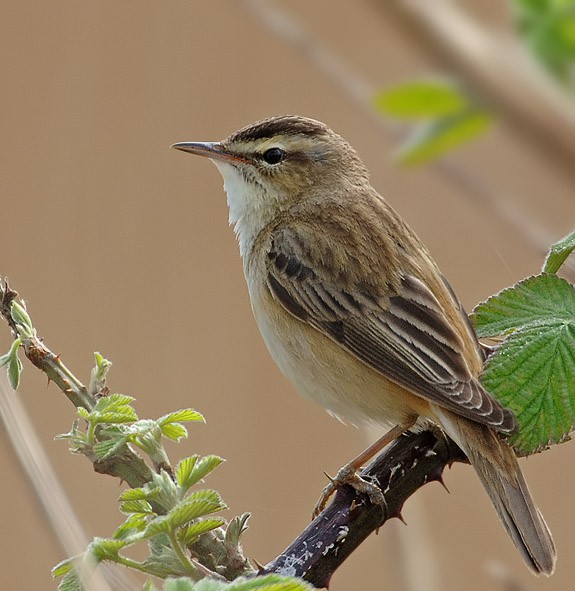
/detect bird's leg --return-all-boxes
[313,421,414,518]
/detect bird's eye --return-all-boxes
[262,147,286,165]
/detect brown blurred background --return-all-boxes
[1,1,574,590]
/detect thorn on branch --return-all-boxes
[264,430,467,589]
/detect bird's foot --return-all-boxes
[312,463,386,518]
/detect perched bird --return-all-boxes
[173,115,555,574]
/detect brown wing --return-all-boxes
[265,225,516,433]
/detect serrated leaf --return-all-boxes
[119,486,160,502]
[146,491,226,536]
[178,455,224,490]
[175,455,198,488]
[166,497,224,529]
[543,229,575,274]
[185,488,225,507]
[473,274,575,454]
[88,394,138,424]
[92,393,136,413]
[472,274,575,337]
[145,515,175,536]
[396,109,492,166]
[161,422,189,441]
[93,409,138,425]
[158,409,204,425]
[113,513,148,540]
[93,435,128,459]
[7,352,22,389]
[96,393,135,407]
[374,79,469,119]
[179,517,226,545]
[119,499,154,515]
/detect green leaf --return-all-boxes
[113,513,148,540]
[96,393,135,407]
[225,513,250,546]
[90,394,138,424]
[89,351,112,396]
[175,455,198,488]
[161,422,189,441]
[52,557,76,578]
[0,337,21,368]
[156,409,203,441]
[143,535,187,578]
[119,499,154,515]
[158,409,205,425]
[146,490,226,536]
[10,301,34,334]
[93,409,138,424]
[396,110,493,166]
[2,337,22,389]
[90,537,128,561]
[93,435,129,459]
[543,229,575,274]
[472,274,575,337]
[7,352,22,389]
[374,80,469,119]
[512,0,575,81]
[143,580,160,591]
[177,455,224,490]
[164,495,224,529]
[119,486,160,502]
[473,274,575,454]
[179,517,226,545]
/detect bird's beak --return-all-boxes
[171,142,250,165]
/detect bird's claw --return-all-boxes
[312,464,387,518]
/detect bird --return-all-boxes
[172,115,556,575]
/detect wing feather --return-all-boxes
[266,226,516,432]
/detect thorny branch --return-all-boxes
[1,276,471,588]
[265,430,466,588]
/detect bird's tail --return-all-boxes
[435,408,556,575]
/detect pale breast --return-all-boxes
[246,270,431,428]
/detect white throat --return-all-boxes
[213,160,278,259]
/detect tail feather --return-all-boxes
[435,408,556,575]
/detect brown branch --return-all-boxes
[1,279,94,410]
[264,430,466,589]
